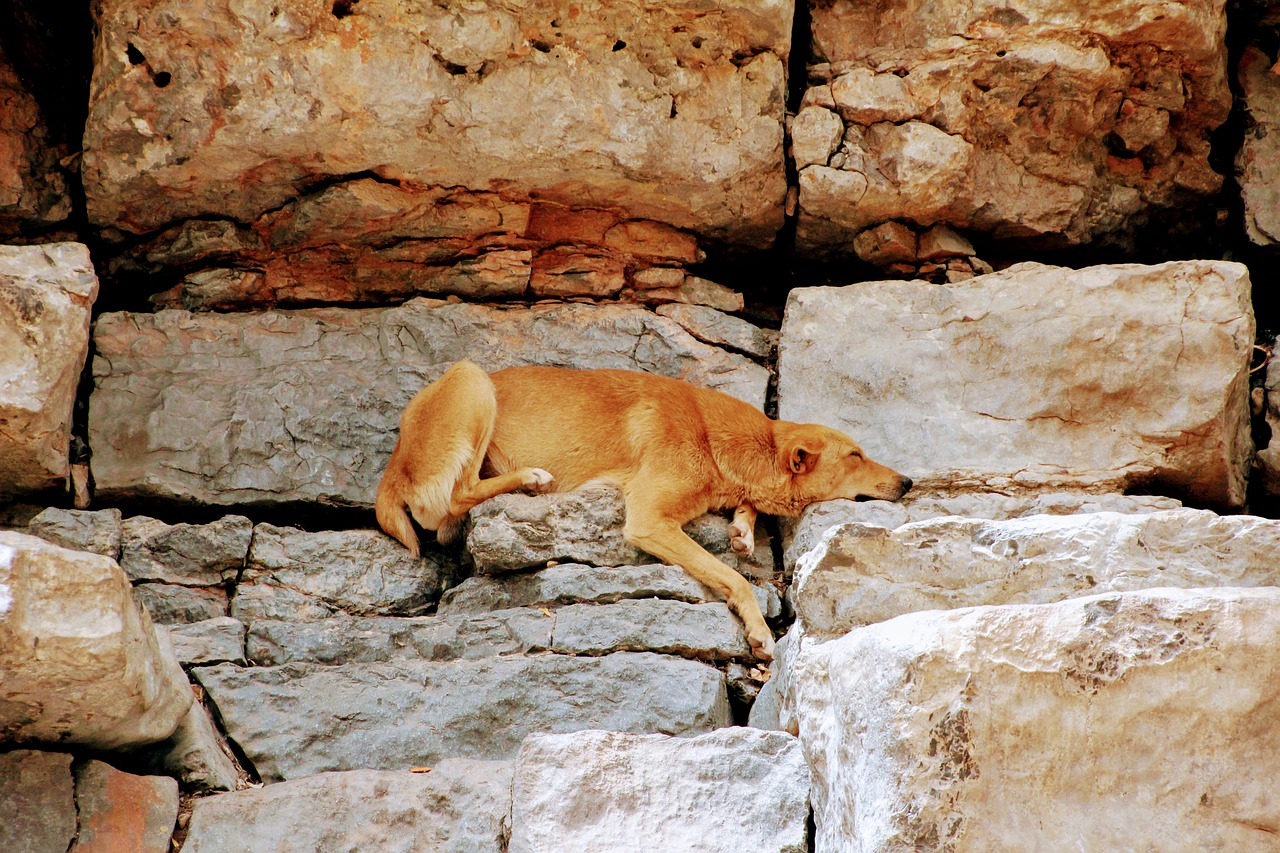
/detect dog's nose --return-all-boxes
[900,476,913,493]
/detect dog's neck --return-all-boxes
[704,411,811,518]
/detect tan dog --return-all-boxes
[376,361,912,660]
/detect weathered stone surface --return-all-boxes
[0,42,71,236]
[467,485,776,579]
[439,562,782,620]
[234,524,449,621]
[656,303,776,359]
[133,582,228,625]
[1239,46,1280,248]
[791,588,1280,851]
[1257,333,1280,497]
[0,532,192,749]
[167,616,246,666]
[0,243,97,497]
[181,760,513,853]
[778,262,1254,508]
[195,653,730,781]
[638,274,746,313]
[91,300,767,507]
[511,728,809,853]
[141,699,243,793]
[796,0,1230,256]
[71,760,178,853]
[793,509,1280,639]
[553,600,751,660]
[27,507,123,558]
[120,515,251,586]
[782,492,1183,571]
[82,0,788,272]
[0,750,76,853]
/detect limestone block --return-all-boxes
[71,760,178,853]
[0,243,97,497]
[120,515,251,585]
[0,532,192,749]
[796,0,1230,255]
[793,509,1280,639]
[27,507,123,559]
[791,589,1280,851]
[0,750,76,853]
[656,303,776,359]
[133,582,228,625]
[1239,46,1280,247]
[167,616,246,666]
[90,299,767,507]
[0,43,71,236]
[467,485,776,579]
[551,600,751,660]
[140,699,243,793]
[181,760,513,853]
[777,261,1254,508]
[510,728,810,853]
[194,652,730,781]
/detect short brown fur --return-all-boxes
[377,361,912,660]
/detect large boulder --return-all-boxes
[90,299,767,508]
[510,728,810,853]
[1239,45,1280,248]
[0,532,193,749]
[0,243,97,498]
[777,261,1254,508]
[790,588,1280,851]
[794,0,1230,258]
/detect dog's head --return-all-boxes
[777,423,912,504]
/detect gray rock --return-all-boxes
[120,515,252,585]
[71,760,178,853]
[510,728,809,853]
[0,532,193,750]
[655,303,776,358]
[194,653,731,782]
[0,750,76,853]
[167,616,246,666]
[140,700,243,793]
[133,582,229,625]
[0,243,98,498]
[552,600,751,660]
[91,300,766,507]
[235,524,450,620]
[467,485,776,579]
[1239,46,1280,248]
[26,507,123,559]
[439,562,782,620]
[181,760,513,853]
[778,262,1254,509]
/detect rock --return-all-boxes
[0,750,76,853]
[90,300,767,508]
[655,303,775,359]
[26,507,123,558]
[71,760,178,853]
[140,699,243,793]
[167,616,246,666]
[796,0,1230,255]
[781,492,1183,572]
[510,728,810,853]
[194,652,730,781]
[439,562,782,621]
[120,515,251,586]
[552,600,751,660]
[0,243,98,498]
[777,261,1254,509]
[791,105,846,168]
[792,509,1280,639]
[0,531,192,749]
[181,760,513,853]
[1257,334,1280,496]
[234,524,451,621]
[917,224,975,261]
[791,588,1280,851]
[852,220,918,265]
[638,275,746,313]
[1239,46,1280,247]
[0,42,71,236]
[132,582,228,625]
[466,485,776,580]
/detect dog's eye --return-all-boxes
[849,450,863,461]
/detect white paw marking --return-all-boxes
[527,468,554,490]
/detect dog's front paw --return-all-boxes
[748,629,776,663]
[524,468,555,492]
[729,519,755,557]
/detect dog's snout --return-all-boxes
[900,476,913,494]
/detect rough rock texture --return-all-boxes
[0,41,71,236]
[181,760,513,853]
[133,582,228,625]
[26,506,124,558]
[0,531,193,749]
[655,303,776,359]
[1257,333,1280,497]
[71,760,178,853]
[90,299,767,507]
[83,0,789,299]
[1239,46,1280,248]
[195,652,730,781]
[778,262,1254,508]
[167,616,246,666]
[0,243,98,497]
[552,600,751,660]
[782,492,1182,571]
[511,728,810,853]
[0,750,76,853]
[795,0,1230,257]
[791,588,1280,851]
[792,509,1280,638]
[233,524,449,621]
[467,485,776,579]
[140,699,243,793]
[119,515,251,586]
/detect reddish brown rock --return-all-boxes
[71,760,177,853]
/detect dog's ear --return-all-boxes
[788,446,814,474]
[778,427,822,475]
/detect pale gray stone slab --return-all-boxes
[551,599,751,660]
[26,507,123,559]
[120,515,252,585]
[140,700,244,793]
[167,616,246,666]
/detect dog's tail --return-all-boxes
[375,459,420,557]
